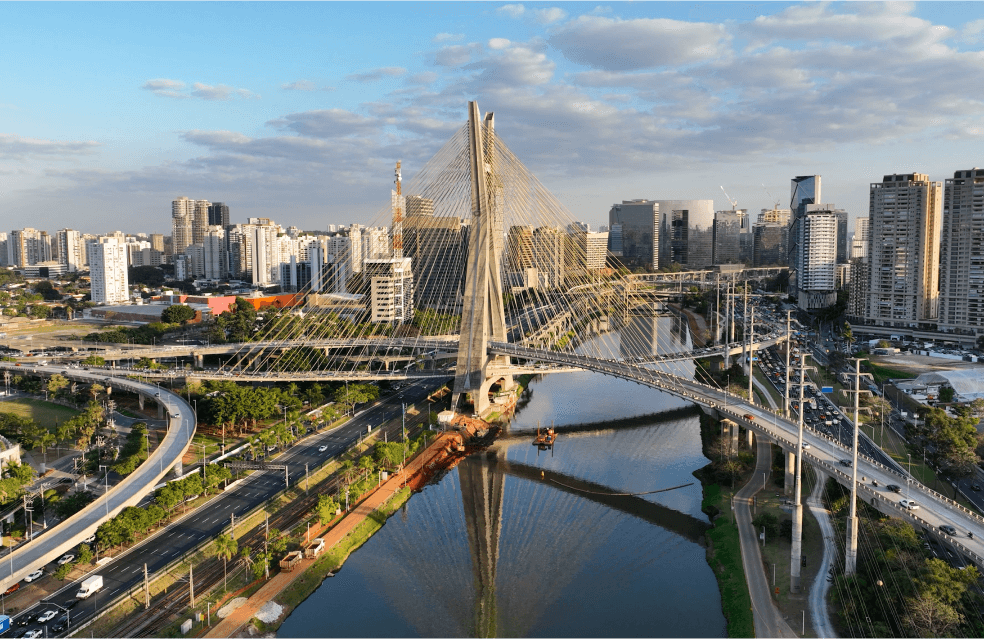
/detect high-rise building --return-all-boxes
[939,168,984,337]
[192,199,211,246]
[654,199,715,269]
[208,202,230,228]
[364,257,414,325]
[150,233,166,253]
[848,216,871,321]
[172,197,194,256]
[404,209,468,311]
[804,204,849,264]
[759,207,792,225]
[788,175,821,286]
[506,225,535,273]
[865,173,943,327]
[850,217,869,260]
[753,222,788,267]
[608,200,658,269]
[202,227,228,280]
[87,237,129,304]
[0,233,7,267]
[55,229,84,272]
[712,210,742,264]
[7,228,52,267]
[532,226,565,288]
[796,210,839,309]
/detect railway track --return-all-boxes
[103,418,428,637]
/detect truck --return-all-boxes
[0,614,9,635]
[279,550,303,572]
[305,538,325,558]
[76,575,103,599]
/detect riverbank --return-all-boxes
[695,413,755,638]
[204,431,459,637]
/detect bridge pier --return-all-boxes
[745,428,753,448]
[785,450,795,495]
[192,352,203,368]
[158,401,164,419]
[729,422,739,452]
[138,394,145,410]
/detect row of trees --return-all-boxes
[112,422,149,476]
[910,406,982,497]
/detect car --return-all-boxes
[57,553,75,565]
[65,598,80,609]
[36,610,56,623]
[743,413,755,421]
[941,525,957,536]
[25,630,43,639]
[899,499,919,510]
[51,623,68,634]
[58,477,72,484]
[318,445,328,453]
[16,614,37,627]
[839,459,852,467]
[886,484,901,493]
[23,569,44,582]
[3,583,19,595]
[801,442,811,449]
[972,484,981,491]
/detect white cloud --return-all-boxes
[434,43,483,67]
[433,32,464,43]
[346,67,406,83]
[141,78,188,99]
[282,80,316,91]
[534,7,567,25]
[190,83,259,101]
[497,4,525,19]
[549,16,730,70]
[0,133,99,158]
[266,109,382,138]
[488,38,511,50]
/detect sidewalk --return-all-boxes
[204,433,453,637]
[735,436,798,638]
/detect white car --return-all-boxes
[83,534,96,544]
[899,499,920,510]
[23,569,43,582]
[25,630,43,639]
[318,445,328,453]
[801,442,811,449]
[57,553,75,565]
[37,610,56,623]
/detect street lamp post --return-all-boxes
[99,465,109,516]
[907,453,912,499]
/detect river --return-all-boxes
[278,314,727,637]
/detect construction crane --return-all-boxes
[720,186,738,212]
[392,160,403,259]
[762,184,782,211]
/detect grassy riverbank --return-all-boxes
[696,414,755,638]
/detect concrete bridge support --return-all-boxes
[729,422,740,452]
[158,402,164,419]
[745,428,753,449]
[785,450,795,495]
[192,352,204,368]
[138,394,145,411]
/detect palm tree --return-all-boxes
[240,546,254,579]
[215,533,238,591]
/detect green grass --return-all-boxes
[866,362,917,385]
[0,397,80,428]
[753,367,783,408]
[703,485,755,638]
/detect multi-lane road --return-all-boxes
[7,374,446,637]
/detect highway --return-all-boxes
[5,376,447,638]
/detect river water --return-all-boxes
[278,315,727,638]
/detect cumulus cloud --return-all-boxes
[141,78,187,98]
[346,67,406,83]
[0,133,99,158]
[282,80,316,91]
[549,16,729,70]
[266,109,383,138]
[534,7,567,24]
[497,4,525,19]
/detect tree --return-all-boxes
[81,355,106,366]
[316,494,339,525]
[47,373,69,397]
[752,512,780,539]
[215,533,238,591]
[161,304,196,324]
[53,561,73,581]
[939,386,956,403]
[267,528,288,554]
[77,543,93,565]
[905,592,963,638]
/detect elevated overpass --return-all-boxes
[0,363,197,592]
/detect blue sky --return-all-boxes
[4,1,984,234]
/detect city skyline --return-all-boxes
[4,2,984,234]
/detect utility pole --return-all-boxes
[144,563,149,609]
[305,463,309,495]
[189,564,194,608]
[784,310,792,417]
[747,304,755,405]
[843,358,873,576]
[791,352,815,594]
[230,513,235,540]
